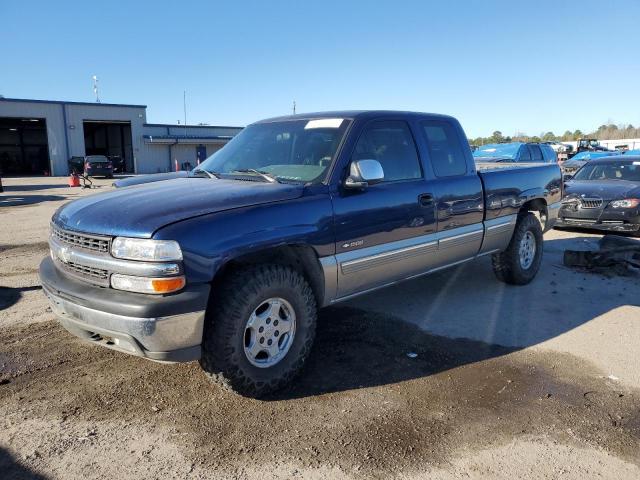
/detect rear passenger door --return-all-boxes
[417,119,484,266]
[331,119,438,298]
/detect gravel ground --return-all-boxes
[1,176,639,479]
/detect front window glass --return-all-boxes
[574,163,640,181]
[352,120,422,182]
[198,119,350,183]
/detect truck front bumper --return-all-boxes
[39,257,209,362]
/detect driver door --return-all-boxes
[330,119,438,298]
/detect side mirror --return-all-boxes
[344,159,384,189]
[563,174,573,181]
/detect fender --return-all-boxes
[153,189,335,284]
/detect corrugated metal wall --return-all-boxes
[1,99,242,175]
[0,100,68,175]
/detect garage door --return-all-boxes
[0,118,50,175]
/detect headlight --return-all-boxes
[609,199,640,209]
[111,274,186,294]
[111,237,183,261]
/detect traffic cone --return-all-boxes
[68,173,81,187]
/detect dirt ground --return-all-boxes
[1,176,639,480]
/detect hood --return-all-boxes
[564,179,640,201]
[53,178,305,237]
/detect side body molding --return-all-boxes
[319,216,518,305]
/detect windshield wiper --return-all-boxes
[233,169,279,183]
[191,168,219,179]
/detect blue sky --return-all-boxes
[2,0,639,137]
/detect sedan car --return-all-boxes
[557,156,640,235]
[560,151,621,175]
[473,142,557,163]
[84,155,113,178]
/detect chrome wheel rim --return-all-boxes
[519,231,536,270]
[243,297,296,368]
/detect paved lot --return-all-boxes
[1,176,639,479]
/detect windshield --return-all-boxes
[574,162,640,181]
[197,118,350,183]
[473,143,520,160]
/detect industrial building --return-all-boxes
[0,98,242,176]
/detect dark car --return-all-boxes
[40,110,562,397]
[108,155,125,173]
[473,142,557,164]
[561,151,621,175]
[68,156,85,174]
[84,155,114,178]
[557,156,640,235]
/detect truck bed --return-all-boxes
[476,162,563,222]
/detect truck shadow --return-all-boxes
[273,305,516,400]
[271,235,640,399]
[1,184,69,192]
[0,195,67,207]
[0,286,42,311]
[0,447,49,480]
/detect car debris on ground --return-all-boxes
[563,235,640,275]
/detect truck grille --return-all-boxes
[52,225,110,253]
[63,261,109,281]
[580,198,603,209]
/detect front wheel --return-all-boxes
[491,212,543,285]
[199,264,317,397]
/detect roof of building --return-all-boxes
[144,123,243,130]
[0,97,146,108]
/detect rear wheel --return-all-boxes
[199,264,317,397]
[492,212,543,285]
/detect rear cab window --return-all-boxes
[518,145,532,162]
[527,145,544,162]
[420,120,468,177]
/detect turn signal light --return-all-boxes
[151,277,186,293]
[111,274,185,294]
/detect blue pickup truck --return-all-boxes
[40,111,562,397]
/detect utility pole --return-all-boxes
[183,90,188,137]
[92,75,100,103]
[292,100,296,115]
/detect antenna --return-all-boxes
[292,100,296,115]
[183,90,187,137]
[92,75,100,103]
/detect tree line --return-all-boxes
[470,123,640,146]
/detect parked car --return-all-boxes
[84,155,114,178]
[68,156,85,174]
[557,156,640,235]
[108,155,125,173]
[39,111,562,397]
[544,141,573,154]
[473,142,557,164]
[561,151,621,175]
[113,171,188,188]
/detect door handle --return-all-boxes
[419,193,434,207]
